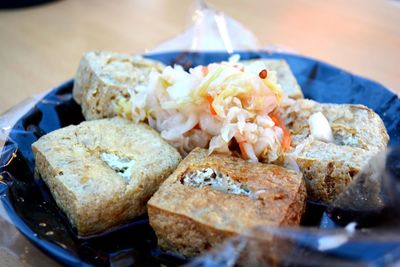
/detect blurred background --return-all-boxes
[0,0,399,114]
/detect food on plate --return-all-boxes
[147,148,306,257]
[71,51,390,205]
[73,51,164,120]
[73,52,305,163]
[32,117,181,236]
[240,59,303,99]
[281,99,389,203]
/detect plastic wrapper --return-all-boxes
[151,0,259,53]
[1,2,400,267]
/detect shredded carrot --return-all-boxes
[282,129,291,151]
[270,112,291,151]
[238,141,249,160]
[202,66,209,76]
[206,95,217,115]
[270,116,279,126]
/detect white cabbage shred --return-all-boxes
[128,56,286,162]
[308,112,334,143]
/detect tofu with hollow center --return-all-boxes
[280,98,389,203]
[147,148,307,257]
[32,117,181,236]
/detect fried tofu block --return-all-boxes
[240,59,304,99]
[73,51,164,120]
[148,148,306,257]
[281,99,389,203]
[32,117,181,236]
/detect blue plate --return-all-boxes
[0,51,399,266]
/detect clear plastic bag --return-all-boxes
[150,0,259,53]
[149,0,298,56]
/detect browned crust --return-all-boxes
[148,148,306,257]
[281,99,389,203]
[296,157,359,203]
[32,139,80,229]
[148,205,235,257]
[280,176,308,226]
[73,51,164,120]
[32,118,181,236]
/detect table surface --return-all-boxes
[0,0,399,265]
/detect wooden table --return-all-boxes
[0,0,399,266]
